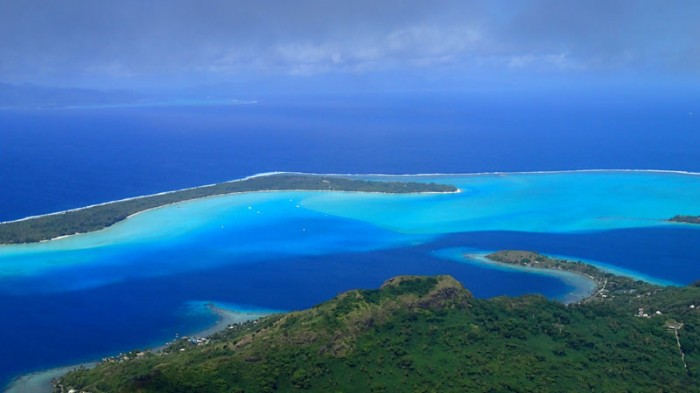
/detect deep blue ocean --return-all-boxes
[2,92,698,222]
[1,92,699,388]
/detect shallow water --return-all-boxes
[306,171,700,234]
[1,170,700,387]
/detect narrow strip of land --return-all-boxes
[0,173,457,245]
[483,250,660,304]
[669,215,700,225]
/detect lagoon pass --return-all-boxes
[2,170,700,388]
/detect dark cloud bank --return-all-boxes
[0,0,698,92]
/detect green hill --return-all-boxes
[56,271,700,393]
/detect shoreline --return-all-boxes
[187,303,274,341]
[543,253,678,287]
[3,305,273,393]
[302,168,700,178]
[0,172,286,227]
[463,253,600,304]
[468,250,671,307]
[3,167,695,246]
[3,168,697,227]
[19,187,461,246]
[3,364,97,393]
[0,173,459,245]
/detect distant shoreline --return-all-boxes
[305,168,700,178]
[0,173,458,245]
[4,168,698,227]
[4,168,697,245]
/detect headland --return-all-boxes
[53,270,700,392]
[483,250,662,303]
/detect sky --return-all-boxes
[0,0,698,93]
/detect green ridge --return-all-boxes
[56,262,700,393]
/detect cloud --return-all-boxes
[0,0,697,89]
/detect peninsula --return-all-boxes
[55,255,700,392]
[0,173,457,244]
[484,250,659,304]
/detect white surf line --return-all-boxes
[3,168,698,226]
[0,171,458,226]
[0,172,291,226]
[324,169,700,178]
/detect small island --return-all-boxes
[0,173,457,244]
[669,215,700,225]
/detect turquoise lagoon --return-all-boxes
[2,170,700,388]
